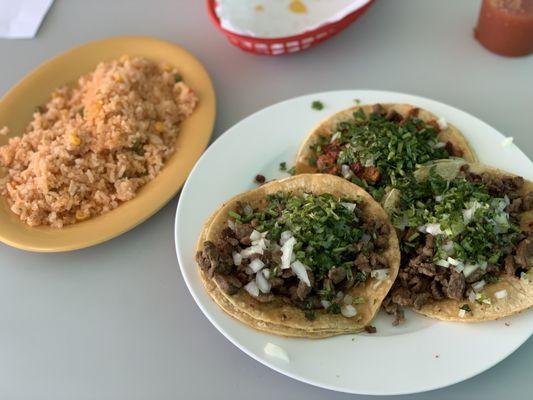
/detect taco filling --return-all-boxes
[383,164,533,325]
[196,192,393,320]
[308,105,458,199]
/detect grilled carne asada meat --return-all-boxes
[384,165,531,323]
[197,192,392,320]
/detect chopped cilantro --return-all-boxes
[279,162,287,171]
[460,304,471,312]
[287,166,296,175]
[354,271,367,283]
[227,210,241,220]
[311,108,449,191]
[352,296,365,304]
[226,192,380,305]
[354,99,361,105]
[311,100,324,110]
[393,168,521,267]
[174,74,182,83]
[370,187,385,201]
[484,273,498,284]
[242,192,365,278]
[304,310,317,321]
[475,292,491,305]
[328,303,341,314]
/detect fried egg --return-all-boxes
[215,0,372,38]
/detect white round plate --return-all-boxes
[175,90,533,395]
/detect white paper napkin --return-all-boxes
[0,0,55,39]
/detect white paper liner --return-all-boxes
[215,0,372,39]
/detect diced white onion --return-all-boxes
[341,164,354,179]
[330,132,340,143]
[442,241,454,253]
[249,230,262,241]
[364,157,375,167]
[494,289,508,299]
[436,259,450,268]
[249,258,265,273]
[291,261,311,286]
[463,209,473,223]
[503,195,510,208]
[262,268,270,279]
[243,204,253,215]
[520,271,530,283]
[493,212,509,229]
[245,267,254,275]
[244,281,259,297]
[343,294,353,305]
[290,252,296,262]
[437,117,448,130]
[447,257,459,266]
[468,291,476,302]
[425,223,443,236]
[458,309,466,318]
[256,272,271,293]
[281,237,296,267]
[321,300,331,309]
[492,197,509,212]
[264,343,290,363]
[447,257,464,272]
[252,237,270,250]
[370,269,388,281]
[472,280,486,292]
[336,291,344,299]
[500,137,514,147]
[341,304,357,318]
[227,219,235,231]
[341,202,356,212]
[232,251,242,266]
[435,195,443,202]
[240,245,264,258]
[433,142,446,149]
[395,214,409,230]
[479,260,488,271]
[462,264,479,278]
[463,201,483,223]
[280,230,293,246]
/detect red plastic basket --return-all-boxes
[207,0,375,56]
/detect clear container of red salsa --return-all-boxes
[475,0,533,57]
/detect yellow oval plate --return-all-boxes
[0,36,216,252]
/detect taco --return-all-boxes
[295,103,477,200]
[381,160,533,324]
[196,174,400,337]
